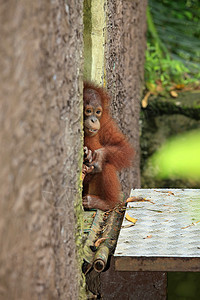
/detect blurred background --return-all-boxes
[0,0,199,298]
[141,1,200,299]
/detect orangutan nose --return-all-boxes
[91,116,97,123]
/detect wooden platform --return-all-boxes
[114,189,200,272]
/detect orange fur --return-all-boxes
[83,82,134,210]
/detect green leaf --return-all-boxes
[149,130,200,180]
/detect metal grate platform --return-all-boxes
[114,189,200,272]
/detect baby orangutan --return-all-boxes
[82,82,134,211]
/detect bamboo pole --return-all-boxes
[93,203,125,272]
[83,209,106,265]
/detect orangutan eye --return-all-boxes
[96,110,101,115]
[86,109,92,114]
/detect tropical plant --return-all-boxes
[145,0,200,94]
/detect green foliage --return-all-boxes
[145,43,192,89]
[145,0,200,92]
[149,130,200,180]
[168,272,200,300]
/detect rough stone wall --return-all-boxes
[0,1,84,299]
[105,0,147,193]
[100,2,167,299]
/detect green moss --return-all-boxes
[75,83,87,299]
[143,92,200,120]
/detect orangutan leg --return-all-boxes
[83,195,113,211]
